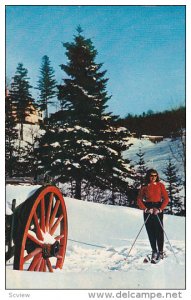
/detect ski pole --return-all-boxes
[156,214,179,263]
[126,213,150,260]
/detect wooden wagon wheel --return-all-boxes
[13,186,68,272]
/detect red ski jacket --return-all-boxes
[137,182,169,211]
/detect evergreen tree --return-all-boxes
[134,147,148,188]
[124,146,147,208]
[37,27,133,200]
[36,55,57,118]
[14,140,37,177]
[5,90,18,177]
[162,157,183,215]
[9,63,35,140]
[169,128,186,214]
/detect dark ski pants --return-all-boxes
[144,212,164,253]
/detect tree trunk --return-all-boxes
[45,98,48,119]
[75,179,82,199]
[111,187,115,205]
[9,148,13,177]
[20,122,24,140]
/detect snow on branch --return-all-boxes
[101,115,112,121]
[51,159,61,165]
[81,153,104,164]
[50,142,61,148]
[105,147,118,156]
[74,125,90,133]
[116,127,128,133]
[77,140,92,146]
[72,163,81,168]
[71,83,97,100]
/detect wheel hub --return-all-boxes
[42,241,60,259]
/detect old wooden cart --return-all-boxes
[6,182,68,272]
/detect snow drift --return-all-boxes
[6,184,185,289]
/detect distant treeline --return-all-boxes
[120,106,185,137]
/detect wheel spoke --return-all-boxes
[28,253,42,271]
[46,193,54,231]
[56,256,63,269]
[40,197,45,233]
[35,257,43,271]
[39,259,45,272]
[43,260,47,272]
[50,215,63,235]
[56,255,63,259]
[49,199,60,229]
[46,258,53,272]
[27,232,43,247]
[24,247,42,263]
[33,212,44,241]
[55,234,65,241]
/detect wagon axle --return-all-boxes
[42,241,60,259]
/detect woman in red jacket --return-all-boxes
[137,169,169,262]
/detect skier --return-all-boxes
[137,169,169,263]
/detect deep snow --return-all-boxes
[6,184,185,290]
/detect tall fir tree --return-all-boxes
[5,90,18,177]
[36,55,57,119]
[37,27,133,201]
[9,63,35,140]
[162,157,183,215]
[134,147,148,188]
[169,129,186,214]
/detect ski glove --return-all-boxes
[145,208,154,214]
[153,208,162,215]
[145,208,162,214]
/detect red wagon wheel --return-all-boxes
[13,185,68,272]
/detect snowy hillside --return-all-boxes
[124,137,184,178]
[124,137,185,205]
[6,185,185,290]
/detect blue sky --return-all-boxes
[6,5,185,117]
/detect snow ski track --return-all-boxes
[63,239,185,272]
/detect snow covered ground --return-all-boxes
[6,184,185,290]
[123,137,184,179]
[4,136,187,295]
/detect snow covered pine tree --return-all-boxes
[133,147,148,189]
[5,88,18,177]
[37,26,133,202]
[163,157,183,215]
